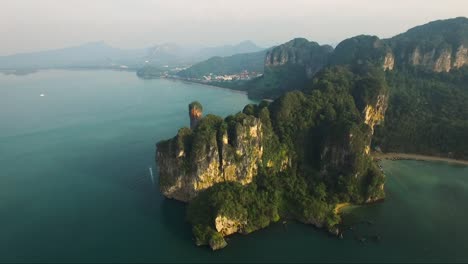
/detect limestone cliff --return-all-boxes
[330,35,394,71]
[388,17,468,72]
[214,215,246,236]
[328,18,468,73]
[220,115,264,185]
[155,17,468,251]
[189,101,203,129]
[156,103,264,202]
[395,45,467,72]
[159,69,387,250]
[251,38,333,98]
[383,52,395,71]
[453,45,468,68]
[364,94,388,135]
[264,38,333,78]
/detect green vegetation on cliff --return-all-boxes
[368,17,468,159]
[183,66,386,248]
[156,17,468,251]
[374,66,468,159]
[389,17,468,59]
[245,38,333,99]
[330,35,392,68]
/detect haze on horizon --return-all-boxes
[1,0,467,56]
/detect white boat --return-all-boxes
[40,94,45,97]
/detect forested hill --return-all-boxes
[241,17,468,159]
[373,66,468,159]
[138,18,467,103]
[242,17,468,100]
[176,49,267,79]
[157,65,388,250]
[245,38,333,99]
[373,17,468,159]
[155,17,468,251]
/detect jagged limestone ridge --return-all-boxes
[157,111,266,202]
[157,67,388,250]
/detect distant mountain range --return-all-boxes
[153,17,468,161]
[0,40,263,70]
[168,17,468,101]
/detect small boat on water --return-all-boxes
[149,167,155,185]
[40,93,45,97]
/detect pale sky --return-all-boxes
[0,0,467,55]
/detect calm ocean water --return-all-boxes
[1,70,467,262]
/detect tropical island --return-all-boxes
[156,17,468,250]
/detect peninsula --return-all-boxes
[155,17,468,250]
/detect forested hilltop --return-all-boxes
[176,17,468,159]
[372,17,468,158]
[157,64,388,250]
[155,17,468,250]
[241,17,468,100]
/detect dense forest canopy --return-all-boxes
[374,66,468,158]
[181,65,386,248]
[157,17,468,250]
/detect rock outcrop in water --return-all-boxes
[156,66,388,249]
[155,17,468,250]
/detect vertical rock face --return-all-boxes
[383,53,395,71]
[320,80,388,174]
[221,116,263,185]
[434,49,452,72]
[363,94,388,135]
[215,216,246,236]
[189,101,203,129]
[157,127,213,202]
[453,45,468,69]
[399,46,468,72]
[363,94,388,154]
[405,47,454,72]
[385,17,468,72]
[264,38,332,71]
[330,35,395,71]
[260,38,333,97]
[156,103,264,202]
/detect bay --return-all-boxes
[1,70,467,263]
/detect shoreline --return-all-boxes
[3,68,271,100]
[163,76,250,95]
[372,152,468,166]
[334,203,352,214]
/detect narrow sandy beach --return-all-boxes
[373,152,468,166]
[334,203,351,214]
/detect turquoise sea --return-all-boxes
[1,70,467,263]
